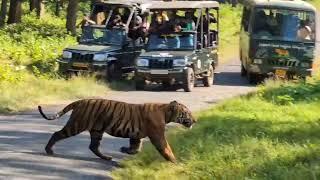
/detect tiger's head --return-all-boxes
[169,101,197,128]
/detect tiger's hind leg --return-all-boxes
[45,128,82,155]
[89,130,112,160]
[120,138,142,155]
[45,116,85,155]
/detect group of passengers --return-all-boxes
[78,7,218,48]
[254,9,314,41]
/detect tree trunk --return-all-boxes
[55,0,60,16]
[35,0,44,18]
[29,0,36,12]
[66,0,78,35]
[7,0,22,24]
[90,0,96,10]
[0,0,8,27]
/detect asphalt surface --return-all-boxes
[0,60,255,180]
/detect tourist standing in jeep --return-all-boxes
[135,1,220,92]
[240,0,317,83]
[58,0,149,81]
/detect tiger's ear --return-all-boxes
[169,100,179,111]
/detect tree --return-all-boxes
[35,0,45,17]
[66,0,78,35]
[0,0,8,27]
[7,0,22,24]
[29,0,36,12]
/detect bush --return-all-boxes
[0,13,76,70]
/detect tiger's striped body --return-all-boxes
[38,99,196,163]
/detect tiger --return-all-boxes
[38,99,196,163]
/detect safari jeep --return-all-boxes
[135,1,220,92]
[58,0,148,80]
[240,0,317,83]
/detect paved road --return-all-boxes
[0,60,254,180]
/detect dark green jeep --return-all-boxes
[135,1,220,92]
[240,0,317,83]
[58,0,147,80]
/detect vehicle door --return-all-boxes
[239,5,252,69]
[196,8,216,74]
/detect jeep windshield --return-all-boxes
[80,26,125,46]
[147,33,195,51]
[252,8,316,42]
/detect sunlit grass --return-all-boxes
[0,74,108,113]
[112,77,320,179]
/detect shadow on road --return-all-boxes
[214,71,253,87]
[0,117,127,179]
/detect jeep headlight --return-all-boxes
[300,62,310,68]
[173,58,187,67]
[137,58,149,67]
[93,54,107,61]
[253,59,263,64]
[62,51,72,59]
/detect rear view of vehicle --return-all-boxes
[240,0,317,83]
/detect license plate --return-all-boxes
[150,69,169,74]
[275,69,287,78]
[73,62,89,68]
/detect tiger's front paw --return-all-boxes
[120,147,139,155]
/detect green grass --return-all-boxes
[0,72,109,113]
[309,0,320,9]
[112,78,320,179]
[219,4,242,62]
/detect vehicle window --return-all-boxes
[252,8,315,42]
[147,34,195,50]
[241,7,251,32]
[80,27,126,45]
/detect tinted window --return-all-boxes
[252,8,316,42]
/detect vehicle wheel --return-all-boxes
[106,63,121,82]
[135,78,145,90]
[241,63,247,77]
[247,72,258,84]
[183,68,195,92]
[66,71,77,80]
[203,65,214,87]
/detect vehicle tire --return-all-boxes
[241,63,247,77]
[247,71,258,84]
[135,78,145,90]
[106,63,121,82]
[66,71,77,80]
[203,65,214,87]
[183,68,195,92]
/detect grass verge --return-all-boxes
[0,73,108,113]
[112,78,320,179]
[219,4,242,63]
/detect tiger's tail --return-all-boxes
[38,101,80,120]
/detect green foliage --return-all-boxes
[112,79,320,179]
[0,13,76,72]
[219,4,242,61]
[0,74,108,113]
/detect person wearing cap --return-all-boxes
[297,21,312,40]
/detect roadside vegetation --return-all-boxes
[219,4,242,62]
[0,10,108,113]
[309,0,320,9]
[0,3,241,113]
[113,75,320,179]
